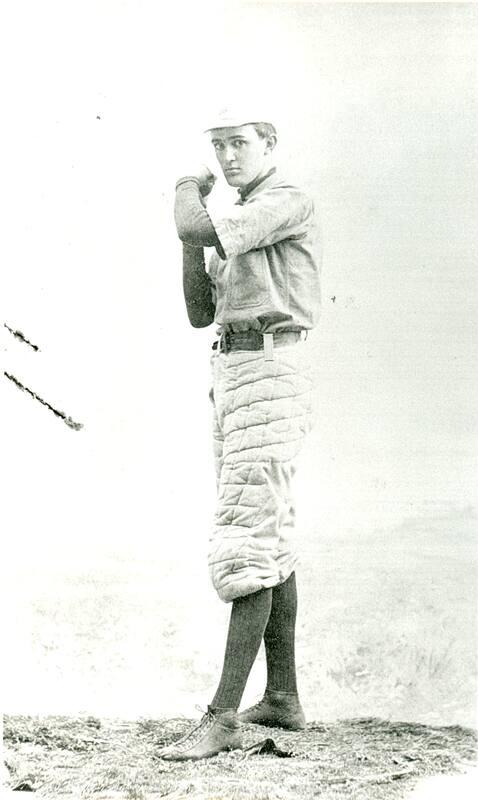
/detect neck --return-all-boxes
[239,166,276,201]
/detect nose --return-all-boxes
[223,144,237,164]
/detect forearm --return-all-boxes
[174,178,222,249]
[182,243,215,328]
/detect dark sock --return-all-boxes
[263,572,299,694]
[211,588,273,711]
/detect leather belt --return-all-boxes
[212,330,302,354]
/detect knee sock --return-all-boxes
[211,587,273,711]
[263,571,299,694]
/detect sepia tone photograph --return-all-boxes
[2,1,477,798]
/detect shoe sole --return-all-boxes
[159,743,242,761]
[238,717,306,731]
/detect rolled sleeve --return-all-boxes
[207,188,313,258]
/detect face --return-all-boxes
[210,124,276,188]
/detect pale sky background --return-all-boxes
[1,1,477,721]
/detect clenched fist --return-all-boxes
[179,165,217,197]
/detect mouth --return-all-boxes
[224,168,241,175]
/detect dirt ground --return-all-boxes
[3,713,477,800]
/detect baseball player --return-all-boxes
[159,108,321,761]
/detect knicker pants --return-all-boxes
[208,340,316,603]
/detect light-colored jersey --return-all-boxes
[207,170,321,334]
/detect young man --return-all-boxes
[159,108,321,761]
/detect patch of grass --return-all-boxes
[3,714,477,800]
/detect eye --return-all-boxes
[213,142,224,151]
[233,139,246,147]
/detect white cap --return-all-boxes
[204,106,276,132]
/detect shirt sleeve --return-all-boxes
[182,243,216,328]
[174,178,226,259]
[206,186,314,258]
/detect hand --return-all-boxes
[179,164,217,197]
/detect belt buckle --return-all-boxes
[219,332,231,354]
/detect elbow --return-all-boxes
[190,319,212,329]
[187,304,215,328]
[176,223,197,244]
[188,311,215,329]
[174,207,199,243]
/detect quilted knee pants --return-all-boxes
[208,341,315,602]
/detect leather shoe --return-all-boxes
[238,690,306,730]
[157,706,242,761]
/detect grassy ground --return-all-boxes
[3,713,477,799]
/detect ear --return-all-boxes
[264,134,277,154]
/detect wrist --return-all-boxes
[175,176,201,191]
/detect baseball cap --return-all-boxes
[204,106,276,132]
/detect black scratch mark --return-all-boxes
[4,323,40,351]
[4,372,83,431]
[331,296,336,303]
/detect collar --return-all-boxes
[238,167,277,202]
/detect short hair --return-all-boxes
[252,122,277,139]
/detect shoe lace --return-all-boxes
[242,696,268,714]
[167,707,216,753]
